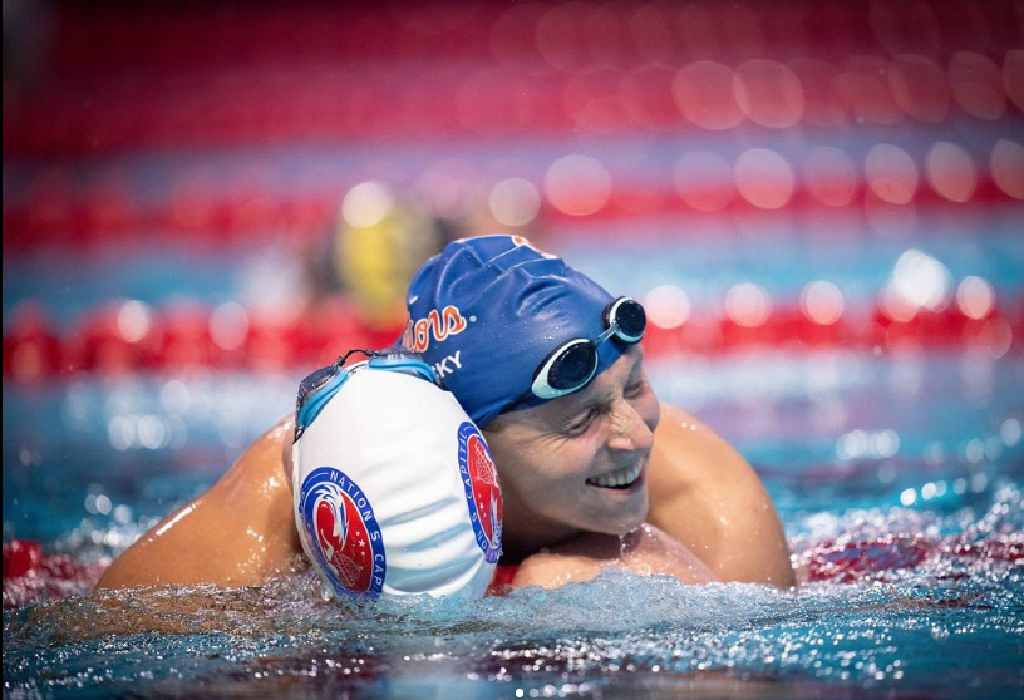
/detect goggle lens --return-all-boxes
[297,362,341,409]
[506,297,648,414]
[545,341,598,392]
[611,299,646,341]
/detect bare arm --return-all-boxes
[645,403,795,588]
[511,523,715,589]
[96,417,302,590]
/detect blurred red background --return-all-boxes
[4,0,1022,380]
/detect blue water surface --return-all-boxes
[4,349,1022,699]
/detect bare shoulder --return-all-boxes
[511,524,715,590]
[652,403,745,471]
[510,533,615,589]
[511,551,599,590]
[649,403,765,509]
[97,416,300,590]
[645,402,796,588]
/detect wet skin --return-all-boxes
[98,348,795,591]
[97,420,301,589]
[483,346,794,588]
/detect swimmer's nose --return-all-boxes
[607,400,655,453]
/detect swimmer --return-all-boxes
[98,235,795,592]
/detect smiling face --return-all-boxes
[482,346,661,551]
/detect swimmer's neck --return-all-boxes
[500,533,579,564]
[501,528,635,565]
[498,497,583,563]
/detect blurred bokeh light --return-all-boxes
[2,0,1021,375]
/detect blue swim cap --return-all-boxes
[402,235,623,427]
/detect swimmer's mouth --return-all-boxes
[586,463,643,490]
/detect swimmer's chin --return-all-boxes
[580,482,649,536]
[578,502,649,537]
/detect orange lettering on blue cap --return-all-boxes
[403,305,468,352]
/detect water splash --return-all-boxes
[5,481,1022,699]
[4,354,1021,698]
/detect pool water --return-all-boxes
[4,350,1022,699]
[6,1,1024,694]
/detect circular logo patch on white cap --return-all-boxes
[298,467,387,598]
[458,422,503,563]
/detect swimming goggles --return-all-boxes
[505,297,646,412]
[295,349,438,438]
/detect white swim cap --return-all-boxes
[291,354,502,600]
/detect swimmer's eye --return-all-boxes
[565,406,602,436]
[624,380,646,399]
